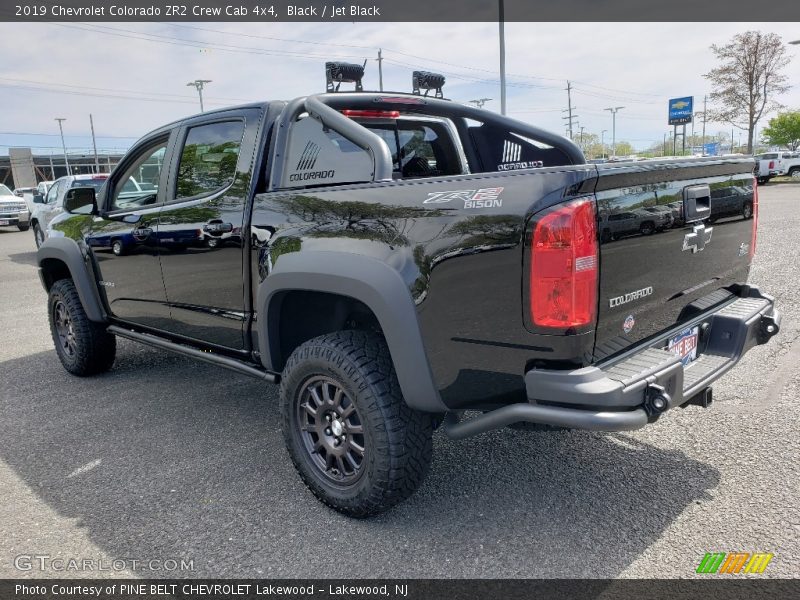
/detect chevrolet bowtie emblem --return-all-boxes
[683,224,713,253]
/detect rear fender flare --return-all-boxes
[256,251,446,413]
[37,237,106,323]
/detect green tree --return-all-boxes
[761,111,800,151]
[704,31,792,154]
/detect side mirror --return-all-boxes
[33,194,45,204]
[64,187,97,215]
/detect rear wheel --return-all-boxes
[48,279,116,376]
[742,202,753,219]
[111,239,124,256]
[33,223,44,248]
[789,167,800,180]
[280,330,433,517]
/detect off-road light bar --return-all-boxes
[326,61,365,93]
[412,71,446,98]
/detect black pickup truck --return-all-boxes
[39,90,780,516]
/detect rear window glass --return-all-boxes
[360,120,462,178]
[71,179,107,190]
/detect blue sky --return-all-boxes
[1,21,799,155]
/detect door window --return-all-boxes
[46,180,61,204]
[110,142,167,211]
[175,121,245,199]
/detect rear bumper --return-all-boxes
[444,286,779,439]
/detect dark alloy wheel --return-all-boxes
[53,299,78,359]
[296,376,366,485]
[48,279,116,376]
[280,330,433,517]
[639,222,655,235]
[743,202,753,219]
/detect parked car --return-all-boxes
[709,185,755,221]
[0,184,30,231]
[37,90,779,516]
[754,151,800,183]
[30,174,109,247]
[13,186,37,198]
[638,205,675,229]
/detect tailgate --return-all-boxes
[593,158,756,361]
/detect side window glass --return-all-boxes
[176,121,244,199]
[111,142,167,211]
[45,181,60,204]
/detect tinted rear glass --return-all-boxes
[71,179,107,190]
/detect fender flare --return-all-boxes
[256,251,446,413]
[37,237,107,323]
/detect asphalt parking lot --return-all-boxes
[1,184,798,579]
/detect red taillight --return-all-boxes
[530,197,599,329]
[750,177,759,259]
[341,109,400,119]
[768,160,775,170]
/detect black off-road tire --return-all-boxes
[48,279,116,376]
[280,330,433,518]
[33,222,44,248]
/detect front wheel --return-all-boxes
[789,168,800,180]
[742,202,753,219]
[33,223,45,248]
[48,279,116,376]
[280,330,433,517]
[17,223,30,231]
[111,239,124,256]
[639,222,655,236]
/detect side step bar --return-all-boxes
[443,404,648,440]
[107,325,279,383]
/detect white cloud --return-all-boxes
[0,21,798,153]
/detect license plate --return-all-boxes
[0,219,10,226]
[668,326,699,366]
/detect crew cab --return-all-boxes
[37,87,780,517]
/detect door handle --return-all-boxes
[683,185,711,223]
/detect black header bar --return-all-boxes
[3,0,800,22]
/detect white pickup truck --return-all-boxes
[755,151,800,183]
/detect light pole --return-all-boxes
[498,0,507,116]
[601,130,607,159]
[55,118,70,176]
[186,79,212,112]
[604,106,624,158]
